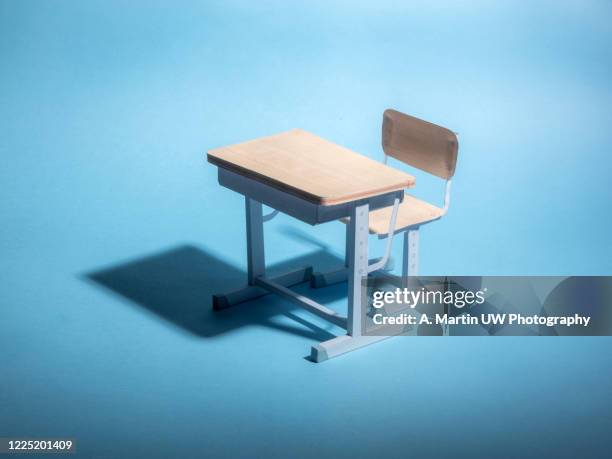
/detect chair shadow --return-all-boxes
[82,244,349,341]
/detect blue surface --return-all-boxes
[1,1,611,457]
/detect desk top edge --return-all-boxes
[206,129,415,206]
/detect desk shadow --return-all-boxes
[83,244,348,341]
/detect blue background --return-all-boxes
[1,1,611,457]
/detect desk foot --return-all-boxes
[310,267,348,288]
[213,266,313,310]
[310,334,391,362]
[310,256,395,288]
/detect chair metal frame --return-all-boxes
[312,112,458,287]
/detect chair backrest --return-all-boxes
[382,109,458,180]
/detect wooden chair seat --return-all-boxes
[341,194,444,235]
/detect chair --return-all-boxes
[311,108,459,286]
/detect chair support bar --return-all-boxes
[367,197,400,273]
[442,180,452,215]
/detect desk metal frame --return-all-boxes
[213,168,404,362]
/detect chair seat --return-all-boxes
[341,194,444,235]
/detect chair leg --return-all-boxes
[401,227,449,336]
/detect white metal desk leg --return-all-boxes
[309,224,352,288]
[344,222,352,269]
[213,197,313,310]
[246,197,265,284]
[311,203,390,362]
[402,228,419,278]
[347,203,369,337]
